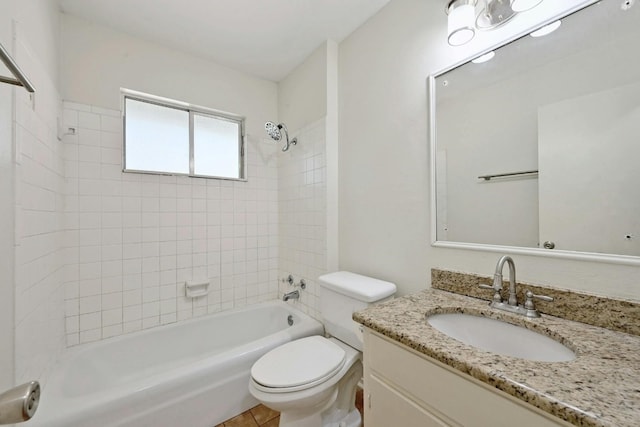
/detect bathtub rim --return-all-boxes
[32,300,323,427]
[64,299,319,357]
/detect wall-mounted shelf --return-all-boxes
[185,280,210,298]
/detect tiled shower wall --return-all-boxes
[278,119,328,320]
[62,101,280,346]
[14,73,66,381]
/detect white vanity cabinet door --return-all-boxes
[363,328,572,427]
[367,374,451,427]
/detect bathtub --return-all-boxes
[30,301,323,427]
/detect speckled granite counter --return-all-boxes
[353,289,640,427]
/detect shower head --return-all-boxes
[264,121,297,152]
[265,121,282,141]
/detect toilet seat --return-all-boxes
[251,336,346,393]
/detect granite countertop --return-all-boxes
[353,288,640,427]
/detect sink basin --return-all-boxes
[427,313,575,362]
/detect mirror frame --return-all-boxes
[428,0,640,267]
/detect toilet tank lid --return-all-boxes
[318,271,397,302]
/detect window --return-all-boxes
[123,90,245,180]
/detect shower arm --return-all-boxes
[279,124,297,152]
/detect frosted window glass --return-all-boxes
[193,114,240,179]
[125,98,189,174]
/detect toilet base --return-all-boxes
[250,338,363,427]
[338,408,362,427]
[275,358,362,427]
[278,391,361,427]
[281,408,361,427]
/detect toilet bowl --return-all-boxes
[248,271,396,427]
[249,336,362,427]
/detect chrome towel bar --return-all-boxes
[0,42,35,93]
[478,169,538,181]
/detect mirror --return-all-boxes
[431,0,640,264]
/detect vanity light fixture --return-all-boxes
[471,50,495,63]
[475,0,517,30]
[510,0,544,12]
[446,0,546,46]
[446,0,477,46]
[529,19,561,37]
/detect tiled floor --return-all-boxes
[215,404,280,427]
[217,389,365,427]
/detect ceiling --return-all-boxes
[58,0,391,82]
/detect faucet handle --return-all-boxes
[524,290,553,310]
[479,284,502,303]
[281,274,294,286]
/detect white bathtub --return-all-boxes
[30,301,323,427]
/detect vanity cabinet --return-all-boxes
[363,328,572,427]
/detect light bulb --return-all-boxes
[472,51,495,64]
[530,20,561,37]
[447,1,476,46]
[510,0,544,12]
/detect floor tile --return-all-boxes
[250,405,279,425]
[261,416,279,427]
[217,387,365,426]
[223,411,259,427]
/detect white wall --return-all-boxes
[0,1,17,392]
[59,15,282,344]
[339,0,434,294]
[60,14,277,139]
[276,42,336,318]
[278,43,327,133]
[338,0,640,301]
[0,0,67,387]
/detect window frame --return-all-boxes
[121,89,246,181]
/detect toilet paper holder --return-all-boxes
[0,381,40,424]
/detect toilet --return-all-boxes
[249,271,396,427]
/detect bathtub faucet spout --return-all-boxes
[282,290,299,302]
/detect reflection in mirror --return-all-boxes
[432,0,640,261]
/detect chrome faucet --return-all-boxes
[494,255,518,306]
[282,290,299,302]
[479,255,553,318]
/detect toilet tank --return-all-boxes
[318,271,396,351]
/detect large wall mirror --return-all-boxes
[430,0,640,265]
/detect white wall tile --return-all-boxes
[278,119,328,319]
[78,112,101,130]
[78,278,101,297]
[79,329,101,344]
[102,308,122,326]
[80,312,101,331]
[14,89,67,384]
[79,295,101,314]
[101,116,122,133]
[63,101,280,344]
[102,292,122,310]
[123,320,142,334]
[102,324,123,339]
